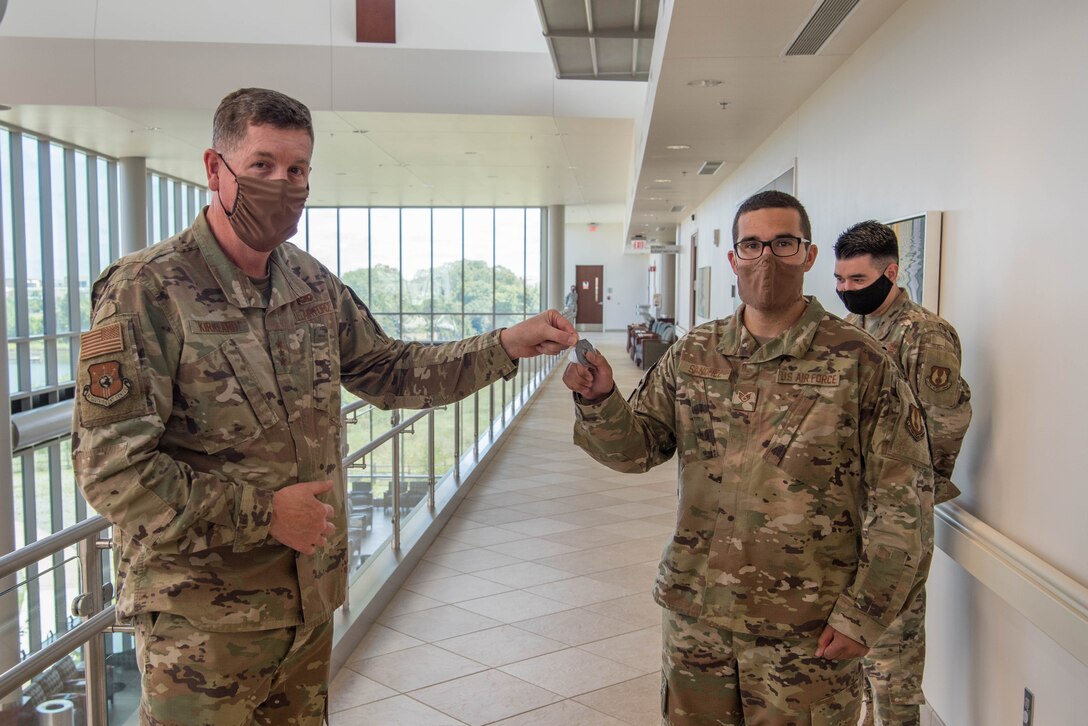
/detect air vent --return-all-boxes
[785,0,860,56]
[670,205,684,213]
[697,161,724,175]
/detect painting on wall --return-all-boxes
[697,266,711,319]
[886,211,943,313]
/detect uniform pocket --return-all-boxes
[762,390,818,470]
[811,681,861,726]
[676,374,728,464]
[178,340,278,454]
[310,322,340,417]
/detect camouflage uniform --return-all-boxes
[573,298,934,724]
[848,289,971,726]
[72,210,517,722]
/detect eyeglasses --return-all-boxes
[733,236,809,260]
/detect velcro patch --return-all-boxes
[925,365,953,392]
[906,404,926,441]
[732,389,758,411]
[189,319,250,335]
[82,360,132,407]
[296,301,334,322]
[79,323,124,360]
[776,369,841,386]
[679,362,730,379]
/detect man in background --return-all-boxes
[72,87,576,724]
[835,219,973,726]
[565,191,933,724]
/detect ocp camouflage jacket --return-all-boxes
[72,211,517,631]
[574,298,933,646]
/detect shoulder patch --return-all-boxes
[82,360,132,407]
[79,322,124,360]
[925,365,953,392]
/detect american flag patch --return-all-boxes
[80,322,124,360]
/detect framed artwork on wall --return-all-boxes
[885,211,943,313]
[697,266,711,319]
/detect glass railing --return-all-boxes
[0,350,562,724]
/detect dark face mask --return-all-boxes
[217,153,309,253]
[838,271,894,315]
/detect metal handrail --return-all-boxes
[342,407,433,468]
[0,607,117,701]
[0,514,108,581]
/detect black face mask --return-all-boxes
[838,272,894,315]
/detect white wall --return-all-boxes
[565,223,649,331]
[682,0,1088,723]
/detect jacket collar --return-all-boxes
[717,296,826,363]
[193,209,313,310]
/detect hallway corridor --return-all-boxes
[329,332,669,725]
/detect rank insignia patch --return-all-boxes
[906,404,926,441]
[83,361,132,407]
[732,389,758,412]
[926,365,953,392]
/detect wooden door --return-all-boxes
[575,265,603,326]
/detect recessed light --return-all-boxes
[688,79,723,87]
[665,144,690,150]
[653,179,672,183]
[144,126,162,132]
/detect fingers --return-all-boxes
[324,503,335,519]
[815,625,834,658]
[562,363,595,395]
[586,349,611,372]
[546,309,578,337]
[303,479,334,495]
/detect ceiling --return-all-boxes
[0,1,908,238]
[627,0,906,245]
[535,0,659,81]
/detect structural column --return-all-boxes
[119,157,148,254]
[658,252,676,318]
[547,205,565,311]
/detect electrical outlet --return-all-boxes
[1023,688,1034,726]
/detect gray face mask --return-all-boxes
[837,272,894,315]
[217,153,308,253]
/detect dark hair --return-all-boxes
[731,190,812,243]
[212,88,314,152]
[833,220,899,264]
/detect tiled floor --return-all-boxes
[331,332,666,725]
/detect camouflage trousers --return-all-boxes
[134,612,331,725]
[861,588,927,726]
[661,609,862,725]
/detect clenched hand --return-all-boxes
[562,349,614,404]
[815,625,869,660]
[270,480,337,555]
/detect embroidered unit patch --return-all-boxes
[83,361,132,407]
